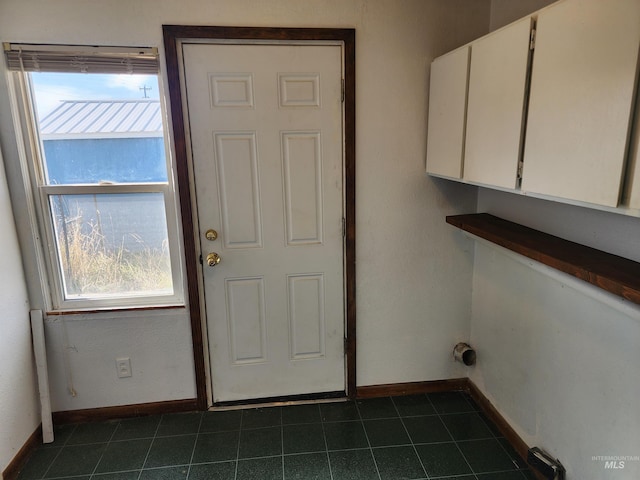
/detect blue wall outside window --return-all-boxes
[43,137,169,252]
[43,137,167,184]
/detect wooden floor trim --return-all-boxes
[466,380,544,480]
[466,380,527,456]
[52,398,198,424]
[2,424,42,480]
[356,378,468,398]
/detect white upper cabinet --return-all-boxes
[521,0,640,207]
[463,17,532,189]
[629,149,640,210]
[426,46,470,179]
[425,0,640,214]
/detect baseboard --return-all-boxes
[466,380,545,480]
[2,424,42,480]
[52,398,198,424]
[356,378,469,398]
[465,380,527,455]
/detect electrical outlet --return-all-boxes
[116,357,132,378]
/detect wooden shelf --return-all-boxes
[446,213,640,305]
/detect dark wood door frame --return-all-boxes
[162,26,356,409]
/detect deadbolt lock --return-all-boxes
[205,229,218,241]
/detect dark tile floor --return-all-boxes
[17,392,536,480]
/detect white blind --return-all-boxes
[3,43,159,74]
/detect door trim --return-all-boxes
[162,26,356,409]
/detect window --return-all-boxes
[5,44,183,310]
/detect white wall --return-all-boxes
[490,0,557,30]
[478,191,640,262]
[43,310,197,412]
[0,150,39,475]
[469,241,640,479]
[0,0,491,414]
[469,1,640,478]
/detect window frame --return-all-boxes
[10,58,185,312]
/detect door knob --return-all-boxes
[206,252,221,267]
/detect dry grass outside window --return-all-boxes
[56,215,172,297]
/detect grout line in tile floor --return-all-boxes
[393,395,431,480]
[185,409,204,480]
[354,398,383,480]
[279,407,285,480]
[319,404,335,480]
[89,419,117,479]
[39,424,75,480]
[438,407,480,480]
[233,410,243,480]
[135,408,162,480]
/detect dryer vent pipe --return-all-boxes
[453,342,476,366]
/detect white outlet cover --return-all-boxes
[116,357,132,378]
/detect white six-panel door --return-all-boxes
[181,43,345,402]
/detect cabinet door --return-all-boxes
[464,17,532,189]
[522,0,640,207]
[627,92,640,210]
[629,146,640,210]
[426,46,469,179]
